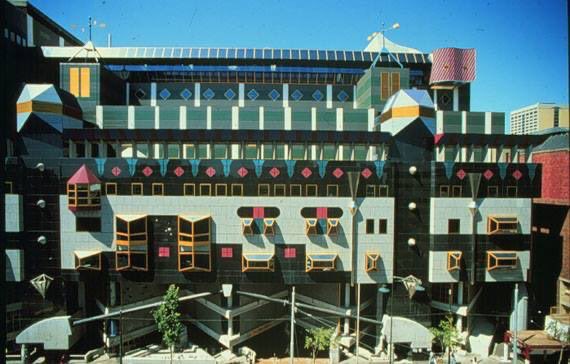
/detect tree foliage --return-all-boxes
[304,327,334,363]
[546,320,570,364]
[430,315,462,354]
[153,284,183,363]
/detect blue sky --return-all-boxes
[32,0,568,117]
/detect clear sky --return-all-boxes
[31,0,568,118]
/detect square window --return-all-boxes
[284,247,296,259]
[184,183,195,196]
[506,186,517,197]
[105,183,117,195]
[131,183,143,196]
[200,184,211,196]
[452,185,462,197]
[245,144,258,159]
[488,186,498,197]
[158,247,170,257]
[366,219,374,234]
[440,185,450,197]
[258,184,270,196]
[448,219,460,234]
[76,217,101,232]
[306,184,318,197]
[152,183,164,196]
[231,184,243,196]
[216,184,228,196]
[290,184,302,197]
[274,184,286,196]
[326,184,339,197]
[221,247,233,258]
[378,185,389,197]
[366,185,376,197]
[378,219,387,234]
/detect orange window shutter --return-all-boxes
[391,72,400,95]
[380,72,390,100]
[69,68,79,96]
[80,67,91,97]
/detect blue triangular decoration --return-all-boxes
[95,158,106,176]
[158,159,169,176]
[126,158,138,176]
[317,160,328,178]
[527,163,537,181]
[285,160,296,178]
[374,160,385,179]
[189,160,200,177]
[253,160,265,177]
[221,160,232,177]
[318,219,327,232]
[498,163,508,180]
[443,161,455,180]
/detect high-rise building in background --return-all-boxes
[510,103,569,135]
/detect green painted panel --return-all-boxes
[134,106,155,129]
[159,107,179,129]
[187,108,207,129]
[291,110,311,130]
[443,111,462,133]
[466,112,485,134]
[212,108,232,129]
[344,110,368,131]
[316,110,336,131]
[491,113,505,134]
[102,106,128,128]
[265,109,284,130]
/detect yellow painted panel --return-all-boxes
[391,72,400,94]
[380,72,390,100]
[69,68,79,96]
[80,67,90,97]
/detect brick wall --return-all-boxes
[561,211,570,280]
[532,150,570,201]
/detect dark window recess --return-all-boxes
[366,219,374,234]
[91,143,100,158]
[378,219,387,234]
[76,217,101,232]
[448,219,460,234]
[76,143,86,157]
[107,144,117,157]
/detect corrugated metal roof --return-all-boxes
[532,132,570,153]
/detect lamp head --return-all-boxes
[392,23,400,29]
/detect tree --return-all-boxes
[153,284,183,364]
[546,320,570,364]
[304,327,334,364]
[430,315,462,363]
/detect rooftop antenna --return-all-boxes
[367,20,403,69]
[67,17,106,62]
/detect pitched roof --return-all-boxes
[532,132,570,153]
[67,164,101,184]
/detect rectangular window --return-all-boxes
[231,184,243,196]
[391,72,400,95]
[487,216,518,235]
[487,251,518,271]
[506,186,517,197]
[75,142,86,157]
[447,251,462,271]
[284,247,296,259]
[290,184,302,196]
[258,184,270,197]
[353,145,368,160]
[136,143,149,158]
[378,185,389,197]
[80,67,90,97]
[323,144,337,160]
[152,183,164,196]
[213,144,228,159]
[184,183,195,196]
[105,183,117,195]
[197,144,208,159]
[131,183,143,196]
[106,143,117,157]
[153,143,164,159]
[366,219,374,234]
[378,219,387,234]
[215,184,227,196]
[291,144,305,160]
[4,181,13,194]
[158,247,170,258]
[69,67,79,96]
[199,184,211,196]
[448,219,460,234]
[274,184,286,196]
[342,145,353,160]
[221,247,233,258]
[440,185,450,197]
[167,144,180,159]
[365,253,380,272]
[326,184,339,197]
[245,144,258,159]
[366,185,376,197]
[91,143,100,158]
[275,144,286,159]
[306,184,318,197]
[452,185,463,197]
[263,144,274,159]
[380,72,390,100]
[183,144,196,159]
[76,217,101,232]
[488,186,498,197]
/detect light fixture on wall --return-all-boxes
[409,166,417,175]
[407,238,416,247]
[408,202,417,211]
[36,199,46,209]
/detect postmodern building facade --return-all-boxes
[4,3,567,360]
[510,103,569,135]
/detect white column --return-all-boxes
[154,106,160,129]
[259,106,264,130]
[456,283,464,332]
[283,84,289,108]
[232,106,239,129]
[336,108,344,131]
[125,82,130,105]
[436,110,444,134]
[343,283,351,335]
[180,106,187,129]
[368,108,375,132]
[238,83,245,107]
[326,84,333,109]
[353,85,357,109]
[96,105,103,128]
[433,89,438,110]
[461,111,467,134]
[484,112,492,134]
[150,82,157,107]
[127,106,135,129]
[284,107,292,130]
[194,83,201,107]
[453,87,459,111]
[206,106,212,129]
[311,107,317,131]
[26,14,34,47]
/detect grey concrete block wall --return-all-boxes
[429,197,531,235]
[6,249,25,282]
[5,194,23,232]
[59,195,394,283]
[428,251,460,283]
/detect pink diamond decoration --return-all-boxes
[456,169,466,180]
[512,170,522,180]
[333,168,344,179]
[237,167,248,177]
[143,166,153,177]
[205,167,216,177]
[301,167,312,178]
[361,168,372,179]
[174,166,185,177]
[111,166,121,176]
[269,167,280,178]
[483,169,494,180]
